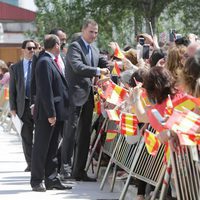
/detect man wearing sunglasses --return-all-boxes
[9,39,36,172]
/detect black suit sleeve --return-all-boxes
[35,59,56,118]
[66,43,97,77]
[9,65,17,111]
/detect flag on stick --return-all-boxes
[106,109,120,122]
[114,47,125,59]
[112,61,121,76]
[106,129,118,142]
[144,129,161,156]
[120,112,138,136]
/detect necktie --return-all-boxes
[54,56,62,73]
[87,45,94,66]
[25,60,32,99]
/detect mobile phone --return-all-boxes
[142,44,150,59]
[176,34,182,40]
[139,37,145,46]
[151,109,165,124]
[169,29,176,42]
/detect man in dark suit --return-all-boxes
[9,40,36,172]
[65,19,110,181]
[30,34,71,192]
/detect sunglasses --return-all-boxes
[26,47,36,50]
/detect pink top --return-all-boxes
[0,72,10,86]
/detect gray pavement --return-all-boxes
[0,127,120,200]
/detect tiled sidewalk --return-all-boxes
[0,129,120,200]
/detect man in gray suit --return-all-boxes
[9,40,36,172]
[64,19,110,181]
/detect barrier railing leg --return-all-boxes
[170,143,182,200]
[96,147,103,178]
[110,164,117,192]
[100,135,122,190]
[150,165,167,200]
[159,160,171,200]
[119,137,143,200]
[85,118,107,172]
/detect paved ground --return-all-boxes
[0,128,121,200]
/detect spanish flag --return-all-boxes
[104,80,128,105]
[163,143,170,163]
[120,112,138,136]
[114,47,125,59]
[112,62,121,76]
[4,87,9,100]
[106,109,120,122]
[106,129,118,142]
[94,99,102,115]
[174,93,200,111]
[165,109,200,135]
[144,129,161,156]
[165,95,173,116]
[177,133,197,146]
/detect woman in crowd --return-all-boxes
[0,60,10,87]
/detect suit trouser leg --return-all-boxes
[61,106,81,171]
[45,121,64,179]
[21,100,34,167]
[72,94,94,177]
[31,119,55,186]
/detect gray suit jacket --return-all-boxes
[9,60,26,118]
[65,37,108,106]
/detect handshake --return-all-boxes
[100,68,110,75]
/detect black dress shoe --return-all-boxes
[32,183,46,192]
[24,166,31,172]
[60,172,72,180]
[45,178,72,190]
[75,172,97,182]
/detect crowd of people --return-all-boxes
[3,18,199,199]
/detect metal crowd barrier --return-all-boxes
[170,144,200,200]
[0,86,11,131]
[98,123,166,200]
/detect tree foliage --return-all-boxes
[34,0,200,49]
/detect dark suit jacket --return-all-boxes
[31,51,66,105]
[65,37,108,106]
[9,60,26,118]
[34,53,69,121]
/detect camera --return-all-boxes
[142,44,150,59]
[169,29,176,42]
[139,37,145,46]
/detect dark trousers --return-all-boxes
[20,99,34,167]
[72,93,94,177]
[30,120,64,186]
[62,91,94,177]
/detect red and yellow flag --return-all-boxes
[120,113,138,136]
[163,143,170,163]
[165,95,173,116]
[165,109,200,135]
[106,129,118,142]
[112,62,121,76]
[114,47,125,59]
[94,99,102,115]
[144,129,161,156]
[4,87,9,100]
[104,80,128,105]
[174,93,200,111]
[106,109,120,122]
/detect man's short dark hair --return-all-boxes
[44,34,60,50]
[82,19,98,30]
[21,40,35,49]
[49,28,65,36]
